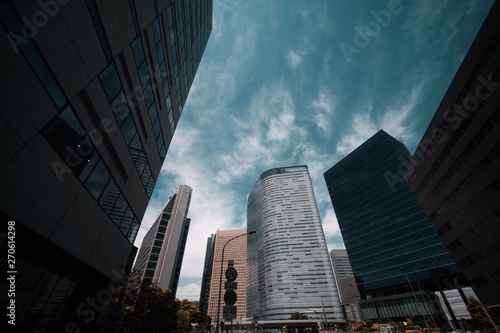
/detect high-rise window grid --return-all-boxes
[43,107,140,243]
[131,34,167,162]
[247,166,343,320]
[99,62,156,198]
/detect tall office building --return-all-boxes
[324,131,467,327]
[247,166,344,321]
[207,229,250,323]
[199,233,216,314]
[330,249,362,322]
[133,185,192,296]
[330,249,354,279]
[0,1,211,331]
[406,1,500,317]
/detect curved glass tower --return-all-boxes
[247,165,343,320]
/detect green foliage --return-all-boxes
[99,276,209,333]
[466,296,499,331]
[125,283,179,333]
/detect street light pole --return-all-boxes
[215,231,256,333]
[400,267,428,327]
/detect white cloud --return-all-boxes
[176,282,201,301]
[336,107,378,156]
[311,89,336,137]
[214,83,306,183]
[286,50,302,70]
[336,74,426,156]
[379,81,424,145]
[322,207,341,238]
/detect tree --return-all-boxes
[466,296,499,332]
[289,312,309,319]
[192,311,211,333]
[177,299,212,333]
[125,283,180,333]
[103,278,179,333]
[99,275,209,333]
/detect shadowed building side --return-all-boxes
[405,1,500,317]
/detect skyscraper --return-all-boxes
[405,1,500,317]
[199,233,216,314]
[0,1,211,331]
[330,249,362,322]
[247,166,344,321]
[207,229,250,323]
[324,130,466,327]
[133,185,192,296]
[330,249,354,279]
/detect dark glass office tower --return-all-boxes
[199,233,216,314]
[0,1,212,332]
[324,130,467,326]
[406,1,500,317]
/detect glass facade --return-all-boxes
[199,234,216,314]
[247,166,344,320]
[324,130,465,323]
[324,131,461,293]
[0,0,212,330]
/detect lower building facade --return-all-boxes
[331,250,363,323]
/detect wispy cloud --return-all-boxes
[311,89,336,137]
[286,50,302,70]
[322,208,341,238]
[336,105,377,156]
[176,282,202,301]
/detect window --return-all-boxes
[84,160,111,200]
[99,64,122,101]
[0,3,67,108]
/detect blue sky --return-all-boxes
[134,0,494,300]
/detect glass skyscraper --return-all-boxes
[247,166,343,321]
[324,130,466,326]
[199,233,216,314]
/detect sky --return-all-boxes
[133,0,495,301]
